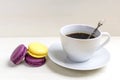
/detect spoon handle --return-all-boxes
[88,20,104,39]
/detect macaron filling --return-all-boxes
[12,51,25,64]
[27,51,47,58]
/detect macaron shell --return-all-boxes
[10,44,27,65]
[28,42,48,58]
[27,51,46,58]
[25,54,46,67]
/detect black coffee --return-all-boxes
[66,33,95,39]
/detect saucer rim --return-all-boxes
[48,40,110,70]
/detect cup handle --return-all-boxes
[97,32,110,50]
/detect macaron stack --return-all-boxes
[10,42,48,67]
[25,42,48,67]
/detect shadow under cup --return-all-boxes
[60,24,109,62]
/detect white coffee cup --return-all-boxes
[60,24,110,62]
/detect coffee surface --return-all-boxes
[66,33,95,39]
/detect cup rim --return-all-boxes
[60,24,102,40]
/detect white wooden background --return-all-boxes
[0,0,119,37]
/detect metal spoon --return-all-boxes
[88,20,104,39]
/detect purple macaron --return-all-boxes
[25,54,46,67]
[10,44,27,65]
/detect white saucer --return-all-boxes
[48,40,110,70]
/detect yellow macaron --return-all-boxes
[27,42,48,58]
